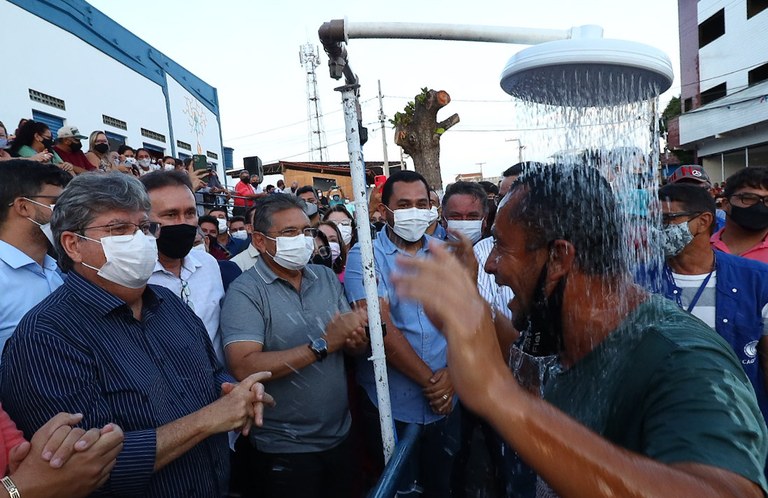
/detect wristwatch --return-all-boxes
[308,337,328,362]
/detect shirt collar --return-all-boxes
[153,252,203,276]
[252,254,318,286]
[247,243,260,258]
[711,227,768,252]
[379,226,432,256]
[66,270,162,316]
[0,240,58,271]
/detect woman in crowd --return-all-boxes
[85,130,112,171]
[318,220,347,282]
[8,121,73,174]
[0,122,11,161]
[322,205,357,251]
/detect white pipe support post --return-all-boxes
[338,84,397,464]
[342,21,603,45]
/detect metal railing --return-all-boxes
[367,424,422,498]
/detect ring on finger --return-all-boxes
[441,394,449,400]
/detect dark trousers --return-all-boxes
[359,389,462,498]
[252,435,355,498]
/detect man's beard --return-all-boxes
[515,264,565,357]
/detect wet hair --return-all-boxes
[9,120,49,154]
[503,162,546,178]
[139,170,193,193]
[507,164,625,276]
[381,170,430,206]
[252,194,307,234]
[0,159,72,226]
[52,172,151,271]
[658,183,716,232]
[442,181,489,215]
[724,167,768,197]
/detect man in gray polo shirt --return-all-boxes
[220,194,367,498]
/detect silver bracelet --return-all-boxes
[1,476,20,498]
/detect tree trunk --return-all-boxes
[394,89,460,190]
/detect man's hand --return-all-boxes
[324,310,368,353]
[423,368,454,415]
[205,371,275,437]
[188,167,208,191]
[444,230,480,283]
[9,414,124,498]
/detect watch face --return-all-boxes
[312,337,328,351]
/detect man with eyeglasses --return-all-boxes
[221,194,367,498]
[0,159,71,356]
[140,170,228,366]
[658,183,768,477]
[0,172,274,497]
[712,166,768,263]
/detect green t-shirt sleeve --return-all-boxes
[641,341,768,492]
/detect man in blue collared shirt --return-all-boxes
[0,172,273,497]
[345,170,460,498]
[0,160,71,357]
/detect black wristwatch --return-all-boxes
[308,337,328,362]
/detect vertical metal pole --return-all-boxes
[746,147,750,168]
[378,80,390,176]
[721,153,725,183]
[338,84,396,463]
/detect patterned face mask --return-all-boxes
[661,221,693,258]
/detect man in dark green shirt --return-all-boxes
[392,164,768,498]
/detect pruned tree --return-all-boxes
[391,88,460,190]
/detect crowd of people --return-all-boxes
[3,118,768,498]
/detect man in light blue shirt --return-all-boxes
[0,160,71,355]
[345,170,460,498]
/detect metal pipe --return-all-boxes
[338,83,396,463]
[367,424,423,498]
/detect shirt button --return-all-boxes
[672,290,678,294]
[732,288,738,293]
[723,318,729,323]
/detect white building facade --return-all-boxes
[1,0,233,175]
[676,0,768,181]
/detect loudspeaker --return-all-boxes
[243,156,263,178]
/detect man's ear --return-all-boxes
[695,212,715,236]
[252,231,268,253]
[544,239,576,293]
[377,203,388,221]
[60,231,84,266]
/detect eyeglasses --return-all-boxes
[180,279,194,310]
[662,211,702,225]
[333,219,352,227]
[729,193,768,208]
[80,221,161,237]
[263,227,318,238]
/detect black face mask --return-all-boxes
[241,176,250,184]
[70,141,83,152]
[156,224,198,259]
[373,221,386,232]
[311,249,333,268]
[94,143,109,154]
[515,261,566,357]
[730,203,768,232]
[41,138,54,150]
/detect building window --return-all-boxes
[29,89,66,110]
[31,110,64,139]
[104,131,126,152]
[141,128,166,143]
[683,97,693,112]
[102,115,127,130]
[700,82,727,106]
[206,150,219,160]
[748,62,768,86]
[176,140,191,151]
[699,9,725,48]
[748,0,768,18]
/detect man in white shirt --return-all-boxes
[141,171,226,365]
[230,205,260,272]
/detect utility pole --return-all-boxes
[476,161,486,179]
[505,138,525,163]
[377,80,389,176]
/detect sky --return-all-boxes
[88,0,681,186]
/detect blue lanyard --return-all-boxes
[666,265,714,313]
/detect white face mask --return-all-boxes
[217,218,228,234]
[163,164,175,171]
[428,206,439,224]
[231,229,248,240]
[23,198,55,245]
[138,158,151,169]
[329,241,341,262]
[191,243,207,253]
[389,207,432,242]
[265,234,314,271]
[124,157,137,166]
[446,219,484,244]
[79,231,158,288]
[338,224,353,245]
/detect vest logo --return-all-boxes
[743,340,758,365]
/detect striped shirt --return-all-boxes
[474,237,515,320]
[0,271,231,497]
